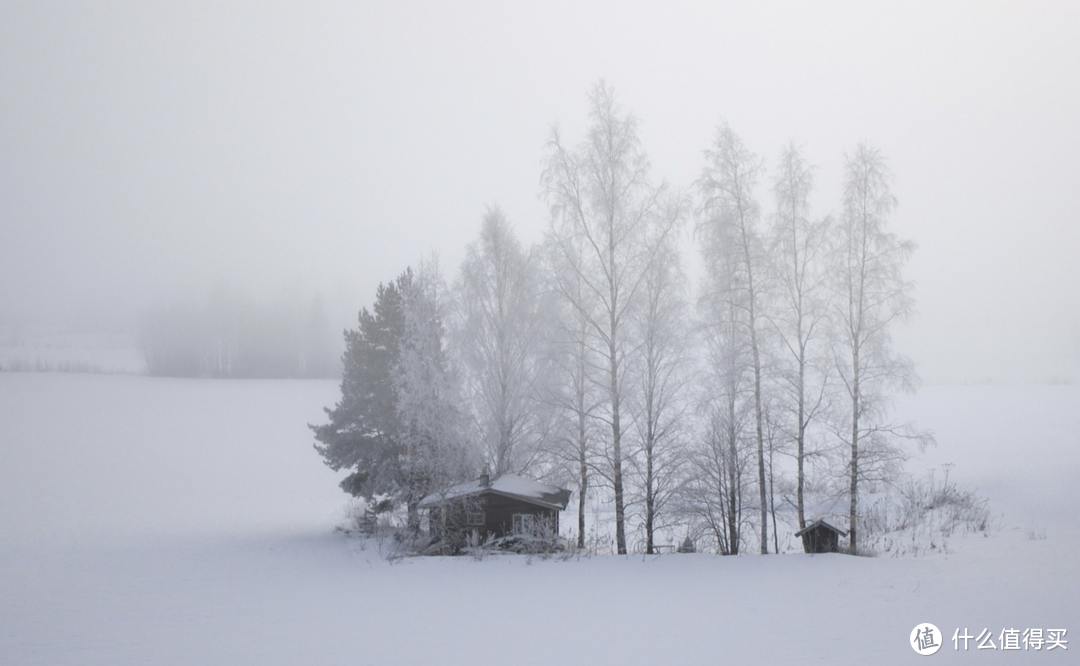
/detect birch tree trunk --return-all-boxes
[697,121,769,554]
[543,81,682,555]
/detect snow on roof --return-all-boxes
[793,519,849,538]
[419,474,571,510]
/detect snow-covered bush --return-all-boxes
[858,466,992,557]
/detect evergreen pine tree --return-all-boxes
[311,270,412,499]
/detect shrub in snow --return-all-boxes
[858,466,992,557]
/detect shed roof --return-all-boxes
[794,519,849,538]
[419,474,571,511]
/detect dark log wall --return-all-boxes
[480,494,559,538]
[427,492,563,552]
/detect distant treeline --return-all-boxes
[140,291,339,378]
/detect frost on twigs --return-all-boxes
[335,501,432,562]
[857,466,993,557]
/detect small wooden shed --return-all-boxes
[794,519,848,554]
[419,471,571,552]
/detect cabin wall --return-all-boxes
[428,493,560,549]
[480,494,558,538]
[801,527,841,554]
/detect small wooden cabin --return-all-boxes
[419,472,571,551]
[794,519,848,554]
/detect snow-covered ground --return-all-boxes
[1,373,1077,664]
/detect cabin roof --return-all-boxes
[419,473,571,511]
[794,519,849,538]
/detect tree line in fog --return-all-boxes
[312,81,931,556]
[140,290,338,379]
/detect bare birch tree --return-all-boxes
[682,193,756,555]
[681,385,753,555]
[453,207,551,475]
[767,142,833,534]
[697,121,771,554]
[832,143,930,554]
[627,233,691,554]
[542,81,682,555]
[542,235,603,549]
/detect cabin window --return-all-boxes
[467,511,485,526]
[512,514,535,534]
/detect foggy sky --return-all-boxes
[2,1,1078,382]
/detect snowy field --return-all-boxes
[1,373,1077,665]
[0,327,146,375]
